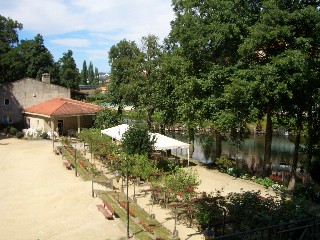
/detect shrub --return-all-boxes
[122,124,156,157]
[227,167,236,177]
[254,177,274,189]
[226,191,275,231]
[292,183,320,204]
[194,192,225,229]
[41,132,48,139]
[9,127,17,136]
[215,156,234,173]
[16,132,24,139]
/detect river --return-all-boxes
[167,132,304,169]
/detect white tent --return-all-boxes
[101,124,190,166]
[101,124,130,141]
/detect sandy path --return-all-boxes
[0,137,127,240]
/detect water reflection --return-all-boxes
[168,133,302,167]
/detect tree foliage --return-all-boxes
[0,15,23,84]
[108,39,143,114]
[80,60,88,85]
[88,61,95,85]
[121,124,156,157]
[58,50,80,89]
[94,108,121,129]
[18,34,54,79]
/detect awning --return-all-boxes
[101,124,190,166]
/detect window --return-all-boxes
[4,98,10,106]
[2,116,13,124]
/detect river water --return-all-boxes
[167,132,303,169]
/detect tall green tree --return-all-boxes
[168,0,262,153]
[0,15,23,84]
[136,34,163,129]
[88,61,94,85]
[58,50,80,89]
[157,51,189,132]
[18,34,54,79]
[80,60,88,84]
[108,39,143,116]
[238,0,320,178]
[94,67,99,84]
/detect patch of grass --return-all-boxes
[100,192,172,240]
[62,145,105,180]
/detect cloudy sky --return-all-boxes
[1,0,175,73]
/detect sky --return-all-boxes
[1,0,175,74]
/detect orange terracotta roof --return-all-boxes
[24,98,102,116]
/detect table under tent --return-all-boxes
[101,124,190,166]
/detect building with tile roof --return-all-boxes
[0,75,102,136]
[24,98,102,136]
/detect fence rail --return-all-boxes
[214,217,320,240]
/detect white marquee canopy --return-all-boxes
[101,124,190,165]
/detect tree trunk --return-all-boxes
[288,111,303,190]
[146,108,154,130]
[188,127,195,158]
[305,108,314,183]
[263,106,273,177]
[215,130,222,160]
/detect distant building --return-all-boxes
[79,85,99,95]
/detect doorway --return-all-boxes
[57,120,63,136]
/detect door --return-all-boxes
[57,120,63,136]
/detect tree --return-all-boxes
[168,0,262,154]
[17,34,54,79]
[95,67,99,84]
[88,61,94,84]
[136,34,163,129]
[121,124,156,157]
[238,0,320,178]
[58,50,80,89]
[157,51,189,132]
[80,60,88,84]
[0,15,23,84]
[108,39,143,117]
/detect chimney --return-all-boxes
[42,73,50,83]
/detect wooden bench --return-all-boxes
[97,204,114,220]
[102,199,115,216]
[63,161,72,170]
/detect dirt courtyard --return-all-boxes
[0,135,275,240]
[0,136,127,240]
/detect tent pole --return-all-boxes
[187,149,190,167]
